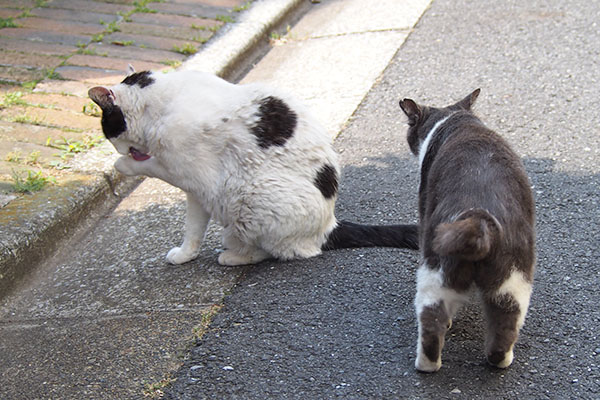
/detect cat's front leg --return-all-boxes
[114,155,174,183]
[114,155,145,176]
[166,193,210,265]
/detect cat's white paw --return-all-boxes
[487,349,514,369]
[218,249,269,266]
[166,247,198,265]
[415,354,442,373]
[114,155,138,176]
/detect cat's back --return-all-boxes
[428,114,533,224]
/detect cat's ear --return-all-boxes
[455,88,481,110]
[399,98,422,126]
[88,86,115,111]
[127,64,136,76]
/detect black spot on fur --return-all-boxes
[251,96,297,148]
[121,71,154,88]
[101,105,127,139]
[314,164,338,199]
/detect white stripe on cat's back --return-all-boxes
[418,113,455,169]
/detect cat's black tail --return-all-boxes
[322,220,419,251]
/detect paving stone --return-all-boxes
[53,65,124,85]
[0,140,63,170]
[66,54,165,74]
[0,121,97,153]
[0,118,102,175]
[97,0,136,4]
[0,9,21,19]
[17,17,105,36]
[101,31,201,52]
[45,0,132,15]
[130,11,222,28]
[0,28,90,47]
[0,37,75,57]
[151,2,230,19]
[0,0,36,9]
[0,105,100,132]
[87,42,186,64]
[30,7,119,24]
[0,51,63,71]
[118,21,215,42]
[0,121,56,144]
[21,93,92,113]
[0,83,15,92]
[0,65,46,85]
[191,0,248,6]
[33,80,92,97]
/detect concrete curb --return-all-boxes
[182,0,306,79]
[0,0,307,297]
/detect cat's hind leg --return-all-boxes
[166,193,210,265]
[414,264,469,372]
[483,269,532,368]
[218,248,270,266]
[218,231,270,266]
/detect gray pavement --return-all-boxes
[1,0,600,398]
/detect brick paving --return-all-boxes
[0,0,249,197]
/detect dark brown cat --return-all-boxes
[399,89,535,372]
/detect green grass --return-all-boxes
[233,1,251,12]
[172,43,197,55]
[192,24,220,32]
[27,150,41,165]
[133,0,159,14]
[216,14,235,23]
[111,40,134,46]
[4,150,22,163]
[0,17,19,28]
[11,169,55,193]
[0,91,27,108]
[82,102,101,117]
[143,375,176,398]
[10,113,45,126]
[46,135,103,160]
[160,60,182,68]
[101,20,121,33]
[3,150,40,165]
[192,304,223,340]
[21,81,37,90]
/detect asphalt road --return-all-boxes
[166,0,600,398]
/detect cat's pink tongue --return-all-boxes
[129,147,151,161]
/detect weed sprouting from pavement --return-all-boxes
[216,14,235,23]
[46,135,104,160]
[172,43,197,55]
[233,1,251,12]
[143,375,176,398]
[192,304,223,340]
[11,169,55,193]
[0,17,19,28]
[4,150,22,163]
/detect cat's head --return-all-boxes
[88,67,156,161]
[399,89,480,156]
